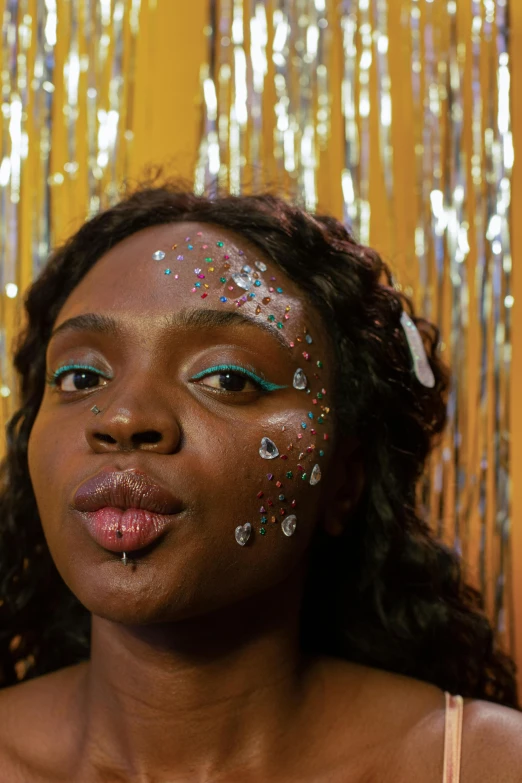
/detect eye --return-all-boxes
[195,369,259,393]
[47,365,110,392]
[191,364,286,393]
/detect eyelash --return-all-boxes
[191,365,287,393]
[45,364,111,389]
[45,363,287,394]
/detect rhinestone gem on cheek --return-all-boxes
[281,515,297,537]
[259,437,279,459]
[235,523,251,546]
[310,464,322,485]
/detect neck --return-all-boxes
[75,571,320,781]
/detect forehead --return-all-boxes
[56,221,323,343]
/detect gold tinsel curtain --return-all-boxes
[1,0,521,690]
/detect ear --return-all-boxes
[320,436,365,537]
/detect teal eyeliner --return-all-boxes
[46,364,111,387]
[191,364,288,392]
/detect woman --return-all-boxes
[0,184,520,782]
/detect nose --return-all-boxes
[84,390,182,454]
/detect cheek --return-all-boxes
[201,405,331,551]
[27,411,72,529]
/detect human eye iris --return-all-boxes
[46,364,110,392]
[191,365,286,394]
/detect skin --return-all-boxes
[2,221,522,782]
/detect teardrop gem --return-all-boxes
[281,515,297,537]
[310,464,322,486]
[152,250,166,260]
[235,522,252,546]
[231,272,253,290]
[259,437,279,459]
[293,369,308,390]
[255,260,267,272]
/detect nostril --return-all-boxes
[132,431,162,445]
[95,434,117,444]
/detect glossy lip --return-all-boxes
[71,468,184,554]
[72,468,182,515]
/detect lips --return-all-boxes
[72,469,183,553]
[73,469,182,515]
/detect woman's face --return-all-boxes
[27,222,337,624]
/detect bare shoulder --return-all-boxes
[385,670,522,783]
[318,659,522,782]
[459,697,522,782]
[0,662,87,781]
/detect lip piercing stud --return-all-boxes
[121,552,129,566]
[91,405,102,415]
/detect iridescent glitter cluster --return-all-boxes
[150,236,330,548]
[150,233,289,316]
[247,324,330,543]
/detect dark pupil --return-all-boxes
[73,371,98,390]
[219,372,246,392]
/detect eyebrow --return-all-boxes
[49,308,293,353]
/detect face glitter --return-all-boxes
[286,471,293,478]
[217,241,224,247]
[276,480,282,488]
[267,473,274,480]
[187,245,193,250]
[220,297,227,302]
[152,250,165,260]
[317,360,323,368]
[262,297,271,304]
[255,260,267,271]
[177,255,184,260]
[302,352,310,360]
[164,269,171,275]
[257,491,264,498]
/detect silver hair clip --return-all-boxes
[400,311,436,388]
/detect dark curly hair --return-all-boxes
[0,181,519,710]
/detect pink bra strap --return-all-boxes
[443,692,464,783]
